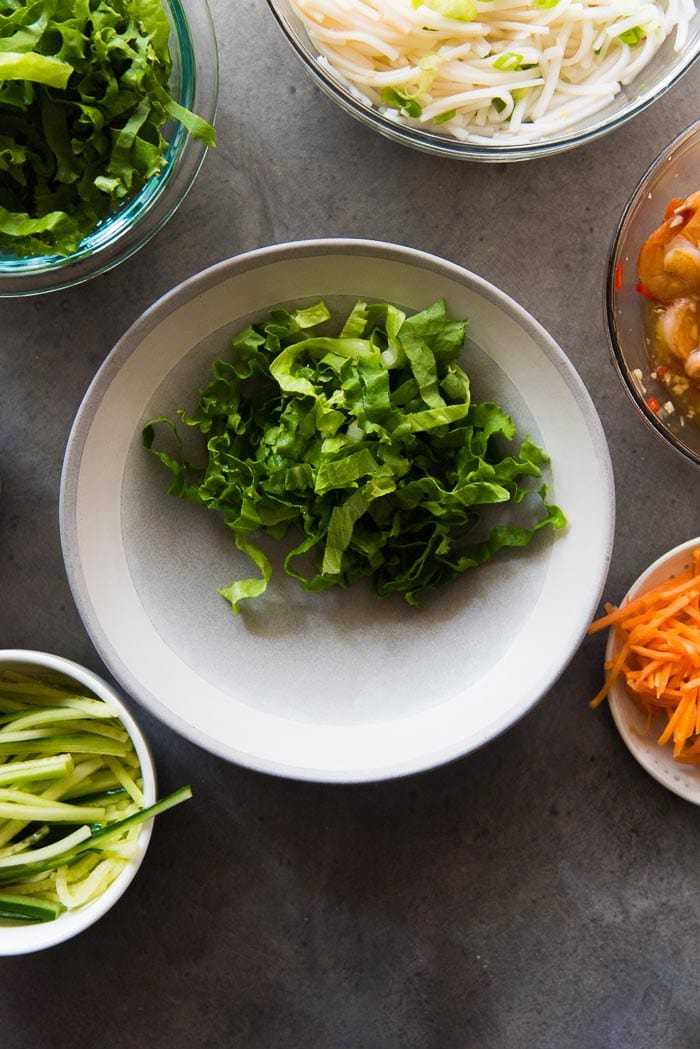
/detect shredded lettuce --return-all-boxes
[0,0,216,258]
[144,299,567,611]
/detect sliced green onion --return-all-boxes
[433,108,457,124]
[380,87,423,118]
[411,0,477,20]
[493,51,523,70]
[618,25,645,44]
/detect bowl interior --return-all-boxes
[60,240,615,782]
[0,0,218,296]
[266,0,700,161]
[606,539,700,804]
[0,651,156,955]
[606,120,700,467]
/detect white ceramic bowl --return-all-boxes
[60,239,615,782]
[0,650,156,955]
[606,538,700,804]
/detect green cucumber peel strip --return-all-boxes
[0,825,91,871]
[0,786,192,885]
[0,892,60,923]
[144,298,567,611]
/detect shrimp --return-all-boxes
[638,191,700,303]
[655,297,700,379]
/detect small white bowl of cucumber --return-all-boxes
[0,650,189,955]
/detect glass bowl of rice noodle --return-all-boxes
[266,0,700,162]
[606,119,700,468]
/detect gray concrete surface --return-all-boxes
[1,2,700,1046]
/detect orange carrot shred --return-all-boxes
[588,548,700,763]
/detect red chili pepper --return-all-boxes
[656,365,667,377]
[636,281,658,302]
[614,261,624,290]
[646,395,661,413]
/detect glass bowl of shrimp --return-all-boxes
[266,0,700,162]
[606,119,700,468]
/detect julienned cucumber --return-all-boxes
[0,670,193,923]
[0,787,193,888]
[0,893,59,922]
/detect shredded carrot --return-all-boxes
[588,547,700,764]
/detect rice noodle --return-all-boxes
[288,0,696,142]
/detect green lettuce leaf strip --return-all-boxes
[0,0,216,258]
[143,298,567,612]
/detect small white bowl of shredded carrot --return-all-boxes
[589,539,700,803]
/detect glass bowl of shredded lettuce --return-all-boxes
[0,0,218,297]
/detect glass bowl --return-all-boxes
[606,120,700,468]
[0,0,218,298]
[265,0,700,163]
[0,649,157,955]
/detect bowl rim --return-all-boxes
[605,538,700,804]
[0,0,219,298]
[0,649,157,956]
[604,118,700,468]
[265,0,700,161]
